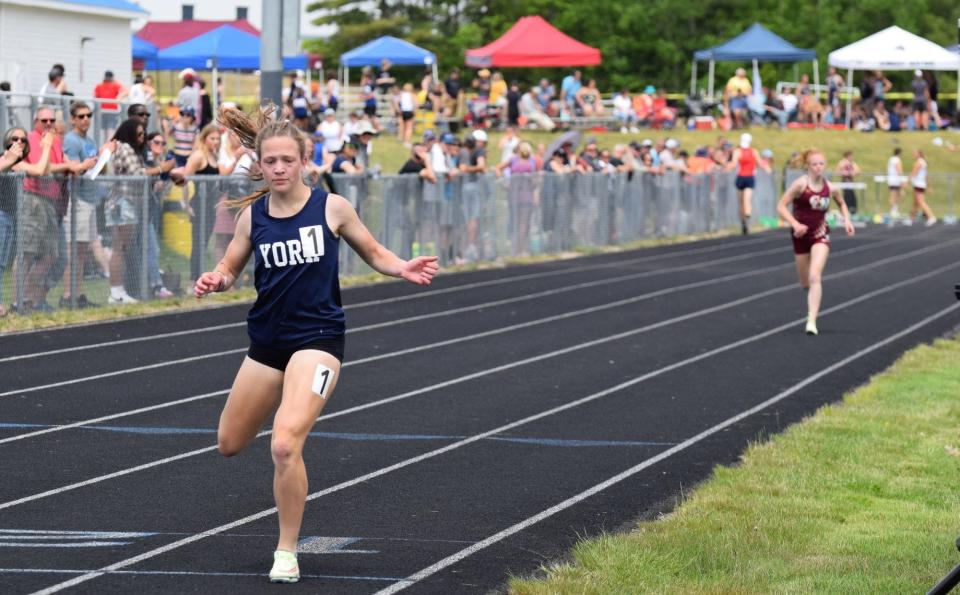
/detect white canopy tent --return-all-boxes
[828,26,960,128]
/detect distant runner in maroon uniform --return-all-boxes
[777,148,855,336]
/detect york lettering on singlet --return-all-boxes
[258,225,325,268]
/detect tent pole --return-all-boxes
[752,58,759,89]
[708,60,715,101]
[211,63,219,114]
[845,68,853,129]
[691,60,697,96]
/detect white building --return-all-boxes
[0,0,146,97]
[130,0,334,42]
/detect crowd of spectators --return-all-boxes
[0,58,954,315]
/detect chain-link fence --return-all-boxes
[0,168,784,313]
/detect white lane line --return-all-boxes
[0,391,228,446]
[0,236,914,443]
[31,266,960,595]
[0,235,780,363]
[2,253,954,513]
[0,236,902,399]
[5,567,407,581]
[374,300,960,594]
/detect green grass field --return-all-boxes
[510,336,960,594]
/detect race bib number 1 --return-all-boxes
[299,225,325,259]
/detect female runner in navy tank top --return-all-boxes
[776,148,854,336]
[194,107,438,584]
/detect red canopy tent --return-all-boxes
[465,16,601,68]
[135,20,260,50]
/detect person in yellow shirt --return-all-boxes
[724,67,752,129]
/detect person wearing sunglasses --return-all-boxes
[1,128,55,317]
[20,107,95,313]
[60,101,117,309]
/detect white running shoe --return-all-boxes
[269,550,299,583]
[107,291,139,305]
[925,217,938,227]
[805,319,818,336]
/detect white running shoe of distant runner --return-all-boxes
[925,217,938,227]
[805,319,818,336]
[269,550,299,583]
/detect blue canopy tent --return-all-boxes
[156,25,307,108]
[692,23,817,99]
[132,35,158,69]
[338,36,438,109]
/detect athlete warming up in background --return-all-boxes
[776,148,854,336]
[194,106,438,583]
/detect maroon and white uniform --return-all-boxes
[791,180,831,254]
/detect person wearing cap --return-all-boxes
[172,106,198,167]
[726,132,771,234]
[659,138,679,170]
[177,72,200,119]
[331,142,363,175]
[317,108,344,154]
[458,130,488,262]
[911,69,930,130]
[350,119,377,170]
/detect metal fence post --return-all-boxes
[14,177,24,309]
[141,177,150,298]
[68,182,77,309]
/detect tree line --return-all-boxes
[304,0,960,93]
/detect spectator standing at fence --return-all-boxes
[496,141,539,256]
[124,74,155,106]
[836,151,860,214]
[727,133,771,235]
[2,127,55,316]
[459,130,488,262]
[61,101,116,308]
[105,118,151,304]
[887,147,904,217]
[182,124,242,282]
[143,131,177,298]
[909,149,936,226]
[777,148,855,336]
[196,108,437,584]
[21,107,93,313]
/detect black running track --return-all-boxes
[1,225,958,594]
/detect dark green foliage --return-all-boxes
[303,0,959,92]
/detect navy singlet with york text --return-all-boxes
[247,187,345,349]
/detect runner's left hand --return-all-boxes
[401,256,439,285]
